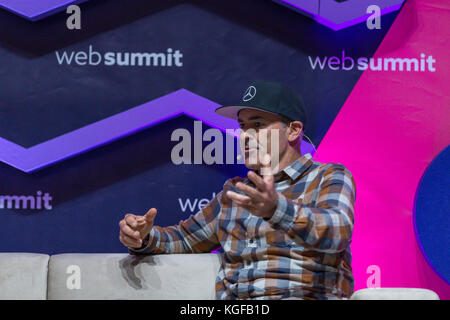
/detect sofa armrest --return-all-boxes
[351,288,440,300]
[0,253,49,300]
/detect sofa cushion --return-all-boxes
[0,253,49,300]
[47,253,222,300]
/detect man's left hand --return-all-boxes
[226,154,278,219]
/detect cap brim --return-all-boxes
[216,105,314,146]
[215,105,278,120]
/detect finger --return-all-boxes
[143,208,157,223]
[119,220,141,240]
[239,204,255,213]
[226,191,266,215]
[247,171,266,191]
[228,196,255,210]
[120,231,142,248]
[125,214,138,228]
[226,190,252,203]
[120,231,141,247]
[234,182,264,201]
[120,230,141,245]
[229,199,262,216]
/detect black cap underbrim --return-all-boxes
[215,105,279,120]
[215,105,312,145]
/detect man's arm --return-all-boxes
[129,192,222,255]
[228,162,355,253]
[267,164,356,253]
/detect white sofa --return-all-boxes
[0,253,440,300]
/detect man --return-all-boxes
[119,81,356,300]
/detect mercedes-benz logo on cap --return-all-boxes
[242,86,257,102]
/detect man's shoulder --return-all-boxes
[311,160,353,178]
[310,161,356,195]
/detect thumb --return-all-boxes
[144,208,157,223]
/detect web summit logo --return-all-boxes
[308,50,436,72]
[0,191,53,210]
[55,45,183,67]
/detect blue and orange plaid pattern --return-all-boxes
[130,153,356,300]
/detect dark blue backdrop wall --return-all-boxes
[0,0,399,254]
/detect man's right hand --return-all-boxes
[119,208,157,249]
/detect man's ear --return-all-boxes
[287,121,303,142]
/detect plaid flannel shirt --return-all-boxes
[130,153,356,300]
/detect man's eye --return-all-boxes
[254,122,263,128]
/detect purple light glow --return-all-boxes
[273,0,405,31]
[0,89,315,173]
[0,0,88,21]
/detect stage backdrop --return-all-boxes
[0,0,448,298]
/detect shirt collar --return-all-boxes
[276,153,314,182]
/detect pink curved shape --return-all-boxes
[315,0,450,298]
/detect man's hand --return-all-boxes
[226,154,278,219]
[119,208,157,249]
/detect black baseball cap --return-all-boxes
[215,80,307,128]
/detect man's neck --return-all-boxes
[278,149,302,171]
[272,148,302,174]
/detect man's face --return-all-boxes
[238,109,289,171]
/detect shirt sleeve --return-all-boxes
[266,164,356,253]
[129,191,222,255]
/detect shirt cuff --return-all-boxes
[266,193,296,230]
[128,228,159,254]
